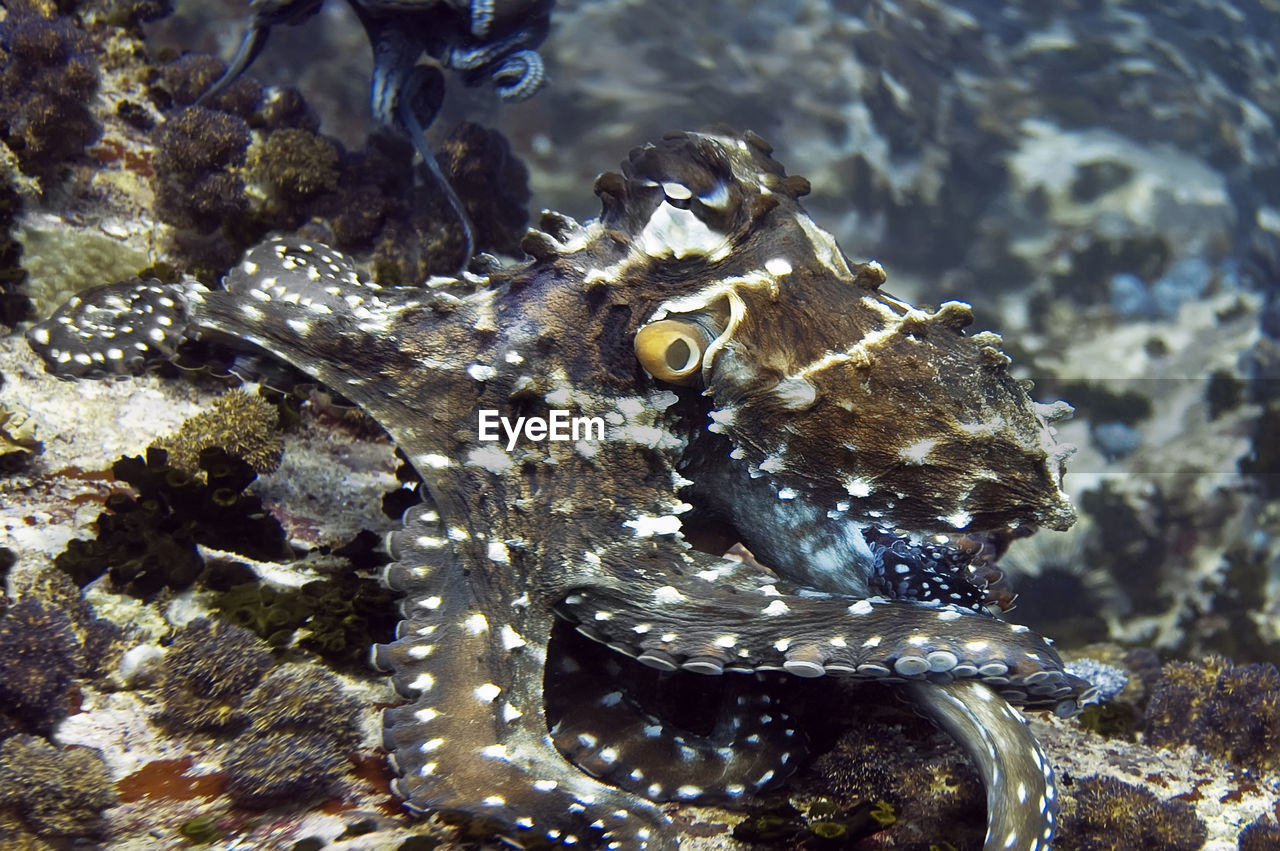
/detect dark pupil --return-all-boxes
[666,338,692,371]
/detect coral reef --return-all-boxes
[212,570,396,669]
[156,617,272,733]
[151,104,251,233]
[54,446,290,597]
[0,735,116,840]
[0,598,82,738]
[1056,775,1206,851]
[153,389,283,476]
[1145,656,1280,773]
[223,664,361,808]
[0,3,100,185]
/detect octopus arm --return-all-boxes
[557,546,1090,715]
[374,505,677,849]
[902,679,1056,851]
[547,634,805,802]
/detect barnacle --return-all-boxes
[1057,775,1206,851]
[0,5,100,184]
[1144,655,1280,773]
[156,618,272,733]
[0,598,84,737]
[54,446,289,597]
[153,390,284,476]
[0,735,116,839]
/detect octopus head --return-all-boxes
[609,131,1075,539]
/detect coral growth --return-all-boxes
[1238,816,1280,849]
[1144,655,1280,773]
[0,735,116,840]
[153,390,284,476]
[1057,775,1206,851]
[151,105,251,233]
[0,5,100,184]
[54,446,290,598]
[156,618,272,733]
[212,570,396,669]
[223,664,361,808]
[0,598,84,737]
[247,128,340,221]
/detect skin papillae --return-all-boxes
[29,130,1092,850]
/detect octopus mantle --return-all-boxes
[31,131,1092,850]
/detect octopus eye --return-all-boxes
[635,319,713,385]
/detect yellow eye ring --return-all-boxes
[634,319,713,385]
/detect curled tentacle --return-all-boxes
[491,48,545,101]
[547,625,803,803]
[26,279,200,378]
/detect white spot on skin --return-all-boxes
[624,514,682,537]
[899,438,937,464]
[533,780,558,792]
[762,600,790,616]
[848,599,874,615]
[467,363,496,381]
[464,613,489,634]
[502,702,523,722]
[480,745,509,759]
[474,683,502,702]
[654,586,686,604]
[500,624,526,650]
[466,445,514,474]
[765,257,792,276]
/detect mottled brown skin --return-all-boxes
[30,131,1088,850]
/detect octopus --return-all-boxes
[30,130,1095,850]
[201,0,555,260]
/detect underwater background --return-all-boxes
[3,0,1280,848]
